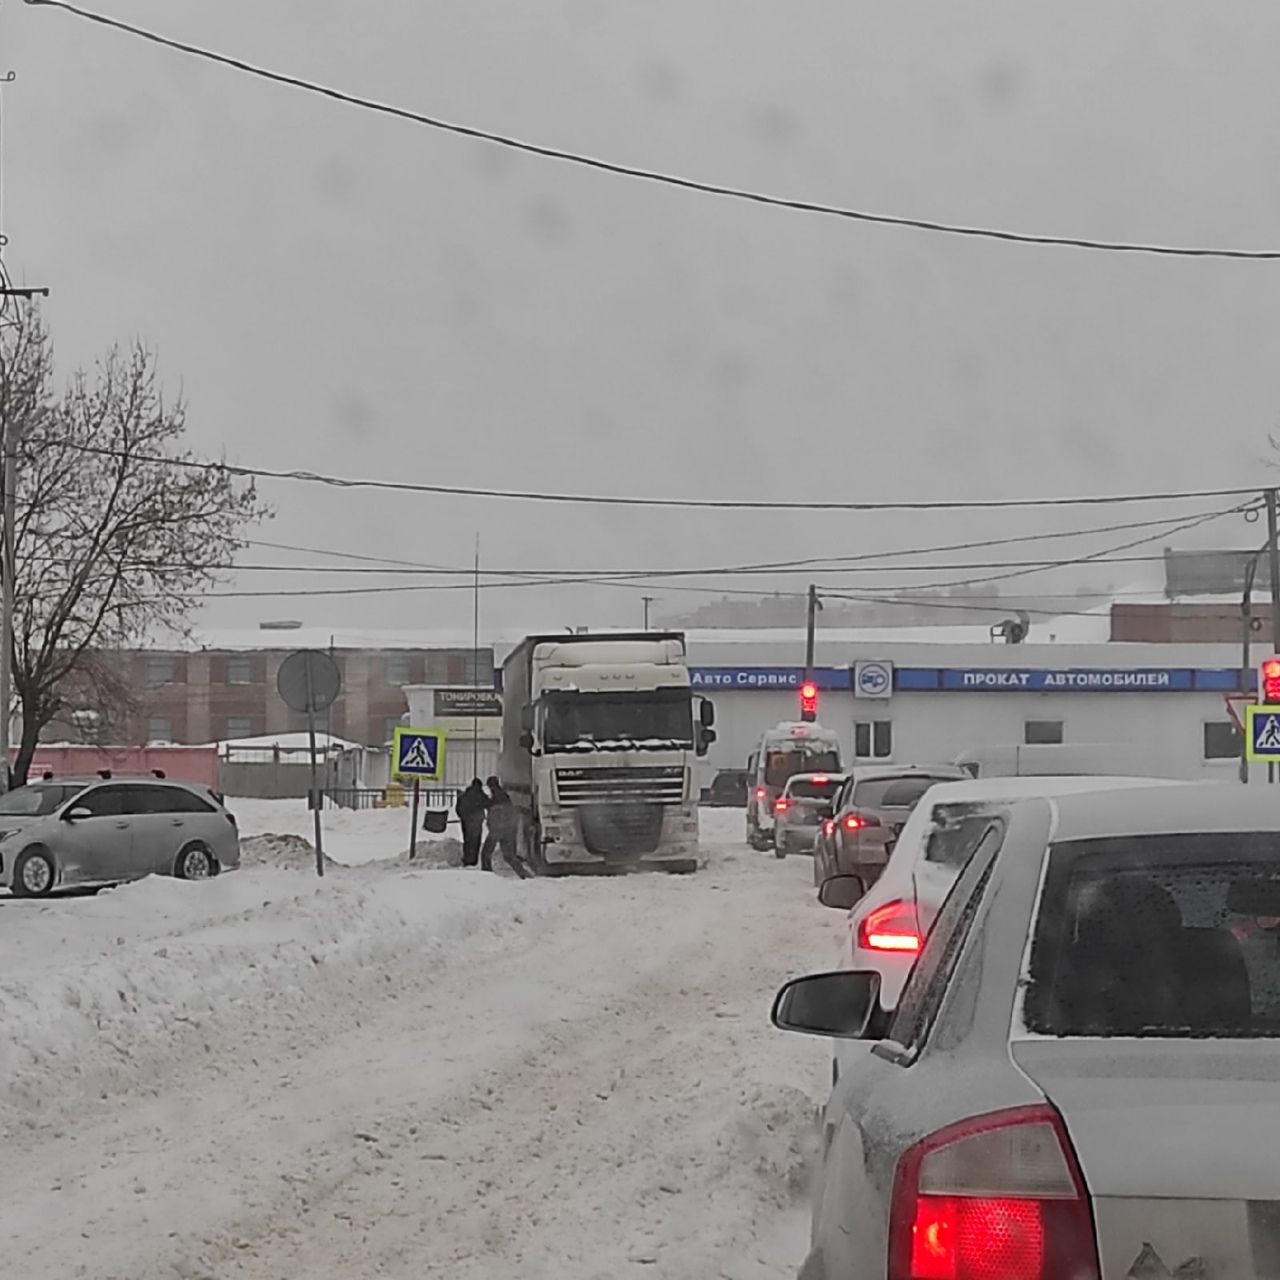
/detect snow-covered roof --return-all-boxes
[151,627,511,653]
[202,731,367,753]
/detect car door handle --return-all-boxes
[114,821,128,829]
[170,819,184,826]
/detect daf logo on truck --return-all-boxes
[497,632,716,876]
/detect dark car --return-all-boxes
[812,764,968,888]
[701,769,750,808]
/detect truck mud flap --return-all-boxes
[537,859,698,878]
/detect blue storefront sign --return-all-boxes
[690,666,1250,694]
[689,667,850,690]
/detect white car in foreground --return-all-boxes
[820,774,1184,1014]
[774,781,1280,1280]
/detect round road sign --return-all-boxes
[276,649,342,713]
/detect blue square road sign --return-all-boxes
[392,727,446,781]
[1245,706,1280,763]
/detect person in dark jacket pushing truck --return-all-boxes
[483,777,531,879]
[455,778,491,870]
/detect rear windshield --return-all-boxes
[853,775,949,811]
[764,749,840,788]
[923,801,1006,868]
[787,778,841,800]
[1024,833,1280,1039]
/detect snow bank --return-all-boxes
[0,866,559,1136]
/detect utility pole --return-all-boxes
[804,584,821,683]
[642,596,654,631]
[472,534,481,782]
[1265,491,1280,786]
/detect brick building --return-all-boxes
[45,626,496,748]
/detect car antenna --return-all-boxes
[97,769,111,779]
[152,769,166,779]
[41,770,53,781]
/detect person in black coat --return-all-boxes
[482,776,531,879]
[455,778,491,870]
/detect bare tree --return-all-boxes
[0,302,269,784]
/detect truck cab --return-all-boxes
[500,633,715,875]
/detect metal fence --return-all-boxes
[327,784,459,813]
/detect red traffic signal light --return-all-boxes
[800,681,818,722]
[1261,657,1280,704]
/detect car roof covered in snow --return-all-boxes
[915,774,1186,807]
[1043,781,1280,842]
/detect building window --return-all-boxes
[224,716,253,741]
[225,655,253,685]
[1024,720,1063,745]
[384,653,411,685]
[146,716,172,742]
[147,655,174,686]
[855,721,892,759]
[1204,721,1241,760]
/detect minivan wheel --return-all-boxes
[175,844,216,880]
[13,847,56,897]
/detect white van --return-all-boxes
[953,742,1182,780]
[746,721,842,851]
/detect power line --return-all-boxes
[23,0,1280,263]
[818,502,1247,596]
[53,441,1265,513]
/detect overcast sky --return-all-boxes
[6,1,1280,637]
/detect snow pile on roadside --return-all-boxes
[240,832,337,871]
[229,798,433,866]
[0,867,561,1136]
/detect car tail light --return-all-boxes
[756,787,767,800]
[774,798,789,813]
[823,818,835,837]
[857,901,922,953]
[889,1105,1098,1280]
[844,812,881,831]
[225,810,237,828]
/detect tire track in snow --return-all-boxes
[203,857,838,1280]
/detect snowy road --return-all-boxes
[1,808,843,1280]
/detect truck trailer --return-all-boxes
[498,632,716,875]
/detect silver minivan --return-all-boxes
[0,775,241,897]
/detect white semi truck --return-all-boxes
[498,632,716,875]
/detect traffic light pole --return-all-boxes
[804,584,820,683]
[1267,492,1280,784]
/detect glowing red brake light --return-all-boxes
[845,814,864,831]
[811,774,829,784]
[857,901,922,953]
[889,1105,1098,1280]
[755,787,766,799]
[774,798,788,813]
[822,818,835,837]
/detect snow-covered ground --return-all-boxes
[0,805,845,1280]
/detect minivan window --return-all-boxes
[1025,833,1280,1038]
[764,749,839,788]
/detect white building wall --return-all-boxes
[688,637,1253,784]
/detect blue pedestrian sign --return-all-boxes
[392,727,446,781]
[1245,706,1280,763]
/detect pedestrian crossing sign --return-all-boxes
[1245,706,1280,762]
[392,727,445,781]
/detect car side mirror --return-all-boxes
[817,874,867,910]
[700,700,716,728]
[771,970,881,1039]
[519,731,534,750]
[696,727,716,757]
[64,806,92,822]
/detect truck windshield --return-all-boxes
[764,749,840,788]
[543,689,694,751]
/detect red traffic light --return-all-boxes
[800,681,818,721]
[1262,657,1280,704]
